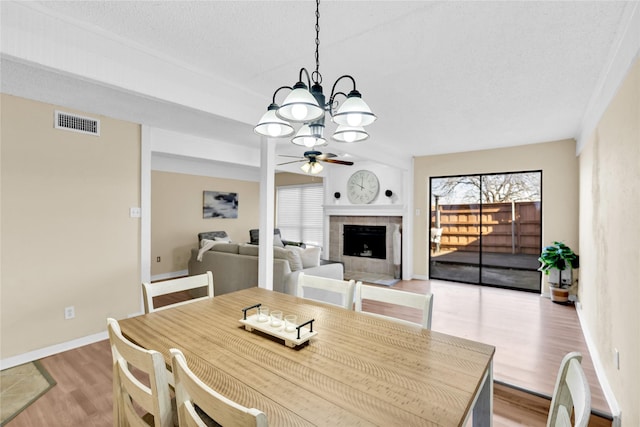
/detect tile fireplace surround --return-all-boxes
[329,215,402,278]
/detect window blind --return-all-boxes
[276,184,324,247]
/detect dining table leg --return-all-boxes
[472,360,493,426]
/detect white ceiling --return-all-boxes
[1,1,636,170]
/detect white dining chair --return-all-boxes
[354,282,434,329]
[107,318,174,427]
[142,271,214,313]
[547,352,591,427]
[296,273,356,309]
[170,348,268,427]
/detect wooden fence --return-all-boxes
[431,202,541,255]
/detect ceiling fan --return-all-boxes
[278,150,354,174]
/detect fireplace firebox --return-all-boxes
[343,225,386,259]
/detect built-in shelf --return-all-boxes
[324,204,405,217]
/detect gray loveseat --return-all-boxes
[187,231,343,296]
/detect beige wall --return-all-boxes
[275,172,323,186]
[412,139,579,287]
[1,95,141,358]
[150,171,260,276]
[579,57,639,425]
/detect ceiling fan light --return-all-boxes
[292,124,327,148]
[332,125,369,143]
[254,104,294,137]
[332,91,376,127]
[277,82,324,122]
[300,160,323,174]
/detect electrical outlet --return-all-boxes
[156,256,161,262]
[64,306,75,320]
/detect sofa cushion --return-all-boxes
[238,244,259,256]
[211,243,240,254]
[214,235,231,243]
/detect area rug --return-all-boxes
[347,273,399,287]
[1,361,56,425]
[371,278,400,287]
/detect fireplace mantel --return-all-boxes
[323,204,405,217]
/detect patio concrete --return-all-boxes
[430,251,542,291]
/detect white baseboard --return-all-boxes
[412,274,429,280]
[151,269,188,282]
[575,302,622,425]
[0,331,108,370]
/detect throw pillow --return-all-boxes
[273,234,285,247]
[300,246,321,268]
[273,246,289,260]
[285,247,303,271]
[286,245,321,269]
[214,236,231,243]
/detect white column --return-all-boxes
[258,137,275,289]
[402,163,414,280]
[140,126,152,313]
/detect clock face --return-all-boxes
[347,170,380,204]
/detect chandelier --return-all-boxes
[254,0,376,149]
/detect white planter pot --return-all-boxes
[548,268,573,286]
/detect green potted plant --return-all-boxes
[538,241,579,303]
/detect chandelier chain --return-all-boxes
[314,0,321,84]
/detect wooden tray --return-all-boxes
[239,314,317,348]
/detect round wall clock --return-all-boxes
[347,170,380,204]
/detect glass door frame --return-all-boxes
[428,170,543,292]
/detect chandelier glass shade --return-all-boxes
[332,90,377,127]
[292,124,327,147]
[254,0,376,151]
[276,82,325,123]
[332,125,369,143]
[254,104,295,138]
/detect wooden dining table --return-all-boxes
[119,287,495,426]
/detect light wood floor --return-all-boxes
[388,280,609,414]
[6,279,612,426]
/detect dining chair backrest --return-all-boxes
[354,282,434,329]
[547,352,591,427]
[142,271,214,313]
[296,273,356,309]
[107,318,173,427]
[170,348,268,427]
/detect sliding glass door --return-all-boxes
[429,171,542,292]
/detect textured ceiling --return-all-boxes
[1,1,633,166]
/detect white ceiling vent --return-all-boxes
[54,110,100,136]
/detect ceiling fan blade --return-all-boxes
[277,159,306,166]
[316,152,337,160]
[322,159,354,166]
[278,155,304,159]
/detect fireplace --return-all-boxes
[343,225,386,259]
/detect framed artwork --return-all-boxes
[203,191,238,219]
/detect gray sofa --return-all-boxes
[187,231,343,296]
